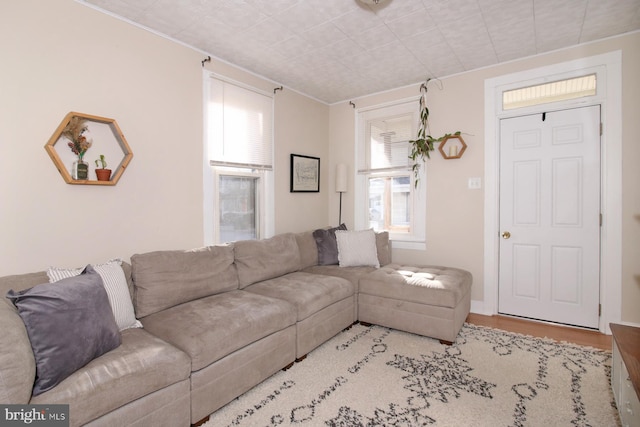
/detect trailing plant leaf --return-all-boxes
[408,79,461,187]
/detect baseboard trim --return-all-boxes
[470,299,490,316]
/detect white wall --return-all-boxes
[274,89,330,234]
[0,0,329,275]
[330,32,640,325]
[2,0,638,326]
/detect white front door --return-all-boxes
[498,105,601,328]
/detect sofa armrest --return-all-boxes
[0,299,36,403]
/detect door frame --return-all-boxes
[483,51,622,334]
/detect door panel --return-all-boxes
[553,158,582,226]
[513,160,540,226]
[499,105,601,328]
[551,246,581,303]
[512,244,539,298]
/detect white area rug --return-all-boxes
[204,323,620,426]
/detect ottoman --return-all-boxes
[358,264,472,344]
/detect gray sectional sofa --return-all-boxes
[0,228,471,427]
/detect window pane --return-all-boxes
[368,175,411,233]
[367,114,412,171]
[368,177,385,229]
[391,176,410,227]
[219,175,257,242]
[503,74,596,110]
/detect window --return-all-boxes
[356,100,426,249]
[203,73,274,244]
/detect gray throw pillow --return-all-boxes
[6,265,121,396]
[313,223,347,265]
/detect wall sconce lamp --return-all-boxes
[336,164,348,224]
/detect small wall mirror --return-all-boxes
[45,112,133,185]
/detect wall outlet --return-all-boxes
[468,177,482,189]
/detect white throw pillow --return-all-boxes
[47,259,142,331]
[335,229,380,268]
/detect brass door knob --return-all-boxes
[501,231,511,239]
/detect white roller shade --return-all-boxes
[358,101,416,174]
[207,75,273,170]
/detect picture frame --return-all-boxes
[290,154,320,192]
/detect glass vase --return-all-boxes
[72,158,89,180]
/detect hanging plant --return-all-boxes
[409,78,460,187]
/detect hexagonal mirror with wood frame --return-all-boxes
[45,112,133,185]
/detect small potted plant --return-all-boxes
[94,154,112,181]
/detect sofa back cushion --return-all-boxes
[0,271,49,296]
[295,231,318,270]
[132,245,237,318]
[234,233,301,288]
[0,273,39,404]
[375,231,392,266]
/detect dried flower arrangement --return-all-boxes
[62,116,92,159]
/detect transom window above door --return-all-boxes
[502,74,596,110]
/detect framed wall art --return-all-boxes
[290,154,320,192]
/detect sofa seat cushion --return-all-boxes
[30,328,190,427]
[359,264,472,308]
[303,265,377,291]
[243,272,354,321]
[140,290,296,372]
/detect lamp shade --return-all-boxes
[335,164,347,193]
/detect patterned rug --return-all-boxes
[204,323,620,426]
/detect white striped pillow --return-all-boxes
[47,259,142,331]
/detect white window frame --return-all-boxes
[203,71,274,245]
[355,99,426,250]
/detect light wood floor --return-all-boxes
[466,313,612,351]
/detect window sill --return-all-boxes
[390,239,426,251]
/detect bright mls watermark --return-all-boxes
[0,405,69,426]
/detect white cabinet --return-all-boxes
[611,324,640,427]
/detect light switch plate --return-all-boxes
[468,177,482,189]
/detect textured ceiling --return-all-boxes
[81,0,640,104]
